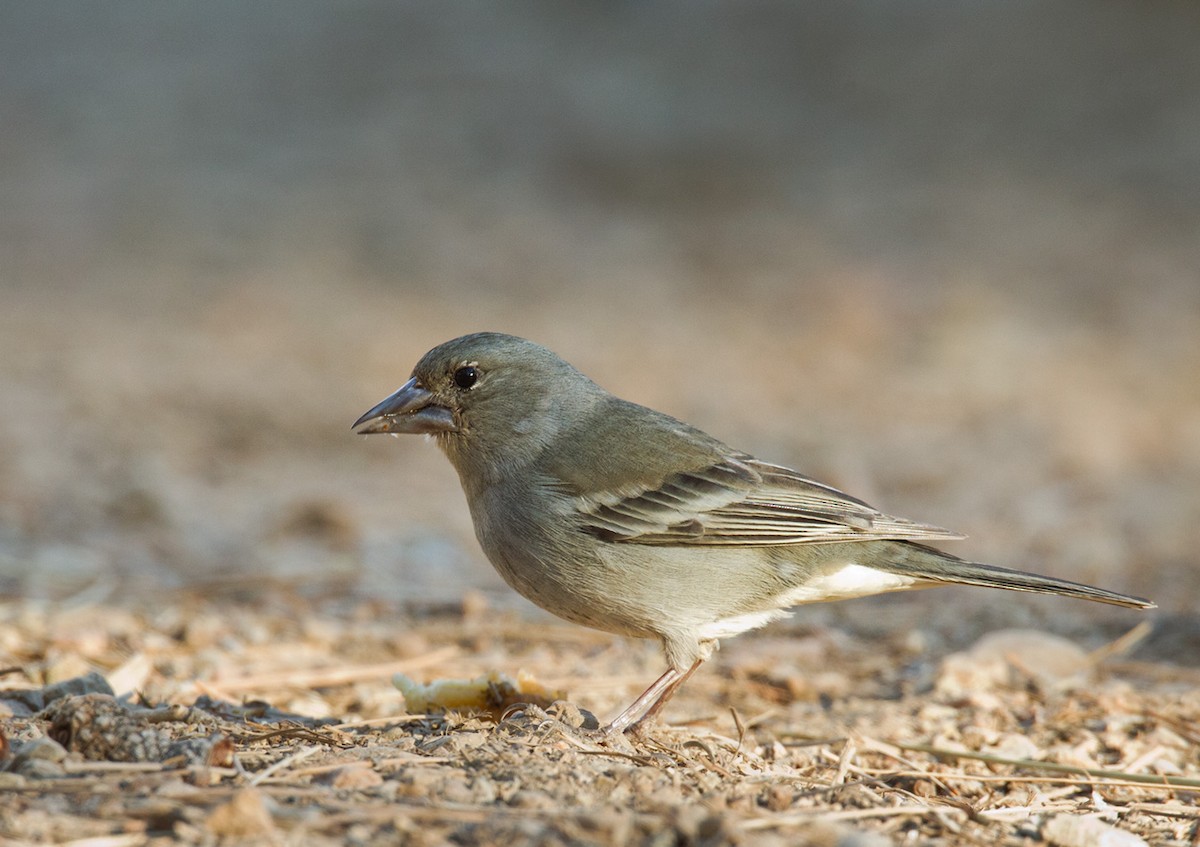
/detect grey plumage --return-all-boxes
[354,332,1154,733]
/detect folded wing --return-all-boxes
[577,455,965,546]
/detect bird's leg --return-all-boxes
[603,659,703,735]
[627,659,702,733]
[603,668,681,735]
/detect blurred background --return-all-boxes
[2,2,1197,641]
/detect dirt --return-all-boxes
[2,594,1198,846]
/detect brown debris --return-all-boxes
[205,787,278,838]
[0,599,1194,846]
[45,693,172,762]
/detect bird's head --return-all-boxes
[353,332,604,484]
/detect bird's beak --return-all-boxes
[352,377,459,435]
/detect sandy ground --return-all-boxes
[2,3,1199,844]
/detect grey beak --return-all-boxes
[353,377,459,435]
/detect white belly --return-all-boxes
[781,563,922,605]
[696,564,924,642]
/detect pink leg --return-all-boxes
[603,659,703,734]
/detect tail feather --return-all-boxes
[884,543,1156,610]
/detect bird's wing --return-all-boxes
[576,455,965,546]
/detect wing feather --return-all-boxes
[577,455,964,546]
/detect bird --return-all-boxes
[353,332,1155,734]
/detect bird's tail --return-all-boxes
[881,542,1155,609]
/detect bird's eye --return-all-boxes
[453,365,479,389]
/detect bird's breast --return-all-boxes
[465,481,649,634]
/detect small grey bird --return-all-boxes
[354,332,1154,733]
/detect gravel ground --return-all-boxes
[2,596,1197,845]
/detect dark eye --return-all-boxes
[453,365,479,389]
